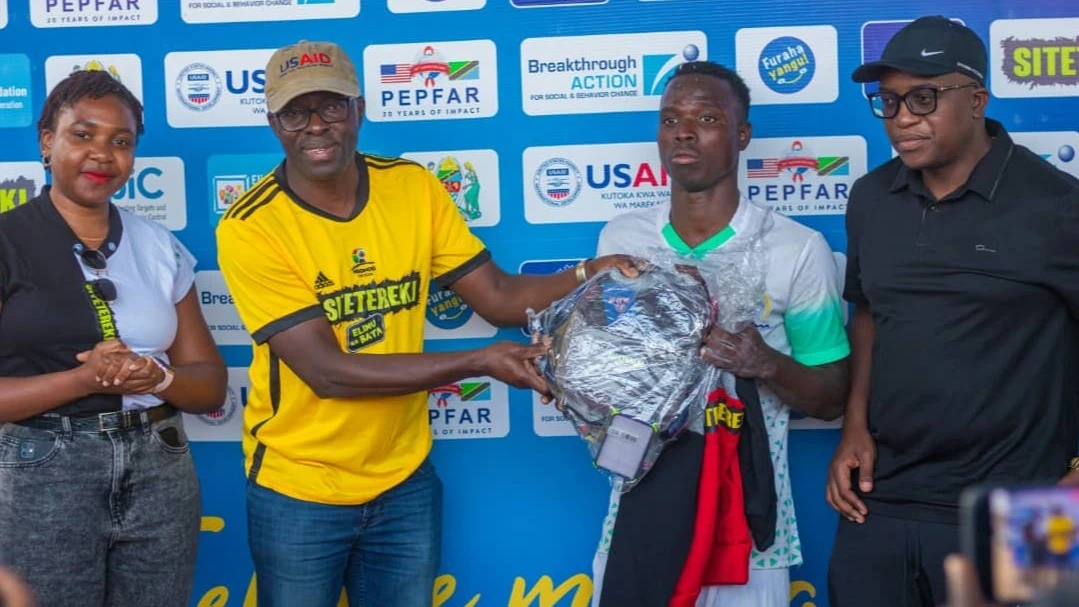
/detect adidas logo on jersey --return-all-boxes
[313,272,336,290]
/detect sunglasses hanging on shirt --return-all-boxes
[76,246,118,303]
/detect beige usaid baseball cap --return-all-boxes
[264,41,361,113]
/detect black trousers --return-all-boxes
[828,513,959,607]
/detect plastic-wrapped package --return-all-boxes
[528,208,773,491]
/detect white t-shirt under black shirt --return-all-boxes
[0,189,196,414]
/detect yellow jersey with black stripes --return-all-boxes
[215,153,489,505]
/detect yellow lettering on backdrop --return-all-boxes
[197,587,229,607]
[195,517,587,607]
[201,516,225,533]
[508,574,591,607]
[790,580,818,607]
[433,574,481,607]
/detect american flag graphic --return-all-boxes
[380,64,412,84]
[746,158,780,178]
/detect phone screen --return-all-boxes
[989,486,1079,603]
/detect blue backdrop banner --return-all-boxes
[1,0,1076,605]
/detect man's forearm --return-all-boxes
[311,349,489,399]
[476,269,581,327]
[762,355,849,421]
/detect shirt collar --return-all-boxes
[37,185,125,258]
[888,118,1015,203]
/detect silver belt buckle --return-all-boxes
[97,411,112,432]
[97,410,130,432]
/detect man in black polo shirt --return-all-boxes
[824,16,1079,606]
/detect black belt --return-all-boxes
[19,404,177,433]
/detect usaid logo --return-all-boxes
[991,18,1079,98]
[521,31,707,116]
[0,162,46,213]
[32,0,158,28]
[182,367,248,442]
[195,271,249,346]
[110,157,186,231]
[46,54,144,103]
[363,39,498,122]
[207,153,280,223]
[165,49,275,128]
[388,0,485,12]
[428,377,509,440]
[400,149,500,227]
[523,142,669,224]
[1011,131,1079,179]
[181,0,358,23]
[736,25,838,105]
[738,135,867,216]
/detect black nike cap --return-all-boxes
[852,16,987,84]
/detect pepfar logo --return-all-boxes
[428,377,509,440]
[45,54,144,103]
[1011,131,1079,179]
[739,136,867,216]
[0,162,46,213]
[181,0,359,24]
[165,49,275,128]
[991,18,1079,98]
[736,25,838,105]
[363,40,498,122]
[207,153,280,222]
[195,271,249,346]
[32,0,157,28]
[400,149,500,227]
[424,285,497,340]
[523,142,668,224]
[0,54,32,128]
[388,0,485,13]
[521,31,706,116]
[111,157,187,231]
[183,367,248,442]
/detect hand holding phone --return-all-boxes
[962,484,1079,605]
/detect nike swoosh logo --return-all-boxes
[921,49,944,57]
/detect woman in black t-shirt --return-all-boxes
[0,70,227,607]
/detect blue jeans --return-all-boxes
[247,458,443,607]
[0,410,201,607]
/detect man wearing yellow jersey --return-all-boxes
[216,41,632,607]
[1045,507,1076,568]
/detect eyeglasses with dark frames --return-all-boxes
[273,97,354,132]
[867,83,981,119]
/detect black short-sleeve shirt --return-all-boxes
[844,119,1079,522]
[0,189,196,416]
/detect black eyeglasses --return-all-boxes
[273,97,353,132]
[78,248,117,303]
[867,83,981,119]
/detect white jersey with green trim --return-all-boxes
[593,196,849,575]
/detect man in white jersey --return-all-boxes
[590,61,851,606]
